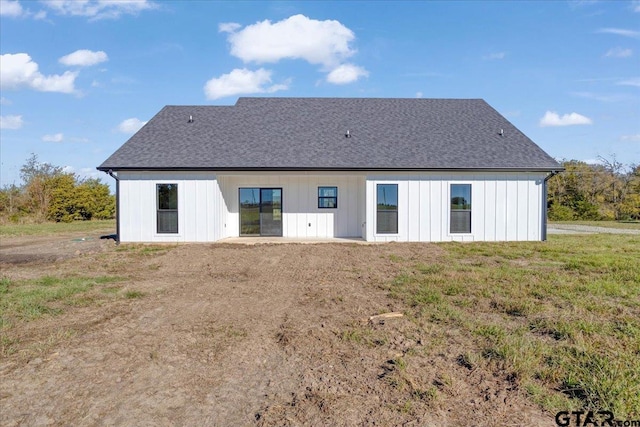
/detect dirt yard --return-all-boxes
[1,232,552,426]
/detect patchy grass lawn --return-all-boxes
[383,234,640,417]
[549,220,640,230]
[0,275,128,322]
[0,219,115,237]
[0,275,129,356]
[1,229,638,422]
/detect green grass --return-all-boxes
[124,290,145,299]
[549,220,640,230]
[0,275,126,327]
[385,234,640,418]
[115,245,169,256]
[0,219,115,237]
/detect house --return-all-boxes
[97,98,562,243]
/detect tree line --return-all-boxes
[0,154,115,223]
[0,154,638,224]
[547,157,640,221]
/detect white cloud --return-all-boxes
[218,22,241,33]
[59,49,108,67]
[204,68,289,100]
[597,28,640,38]
[0,114,24,129]
[79,167,101,180]
[539,111,593,127]
[570,91,629,102]
[218,14,368,85]
[617,77,640,87]
[415,91,423,98]
[0,0,23,16]
[0,97,11,105]
[117,117,147,133]
[326,63,369,84]
[0,53,77,93]
[223,14,357,68]
[483,52,506,60]
[621,134,640,142]
[583,158,602,165]
[604,47,632,58]
[0,0,47,19]
[632,0,640,12]
[70,137,90,143]
[42,133,64,142]
[42,0,157,20]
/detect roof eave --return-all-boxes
[97,166,564,173]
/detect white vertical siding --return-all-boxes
[117,170,546,243]
[219,172,365,239]
[408,179,420,241]
[365,172,546,242]
[484,180,497,240]
[118,172,223,243]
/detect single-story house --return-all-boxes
[97,98,562,243]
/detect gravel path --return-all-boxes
[547,224,640,235]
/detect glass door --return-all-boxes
[240,188,260,236]
[239,188,282,236]
[259,188,282,236]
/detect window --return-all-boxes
[376,184,398,234]
[157,184,178,234]
[450,184,471,233]
[318,186,338,208]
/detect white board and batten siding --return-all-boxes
[365,172,546,242]
[219,172,365,239]
[117,171,546,243]
[117,171,365,242]
[117,171,226,243]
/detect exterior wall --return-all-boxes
[365,172,546,242]
[118,171,225,243]
[116,170,546,243]
[219,172,365,239]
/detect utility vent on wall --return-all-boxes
[345,130,351,138]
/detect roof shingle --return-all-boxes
[98,98,560,171]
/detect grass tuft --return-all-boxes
[124,290,145,299]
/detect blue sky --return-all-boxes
[1,0,639,190]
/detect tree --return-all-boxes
[0,184,25,219]
[73,178,115,220]
[46,174,78,222]
[47,176,116,223]
[617,164,640,220]
[547,158,640,221]
[1,154,115,223]
[19,153,64,219]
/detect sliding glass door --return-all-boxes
[239,188,282,236]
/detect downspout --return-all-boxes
[105,169,120,244]
[542,170,560,241]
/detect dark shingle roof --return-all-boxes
[98,98,560,171]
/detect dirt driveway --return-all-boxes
[1,232,550,426]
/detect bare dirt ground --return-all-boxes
[1,232,552,426]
